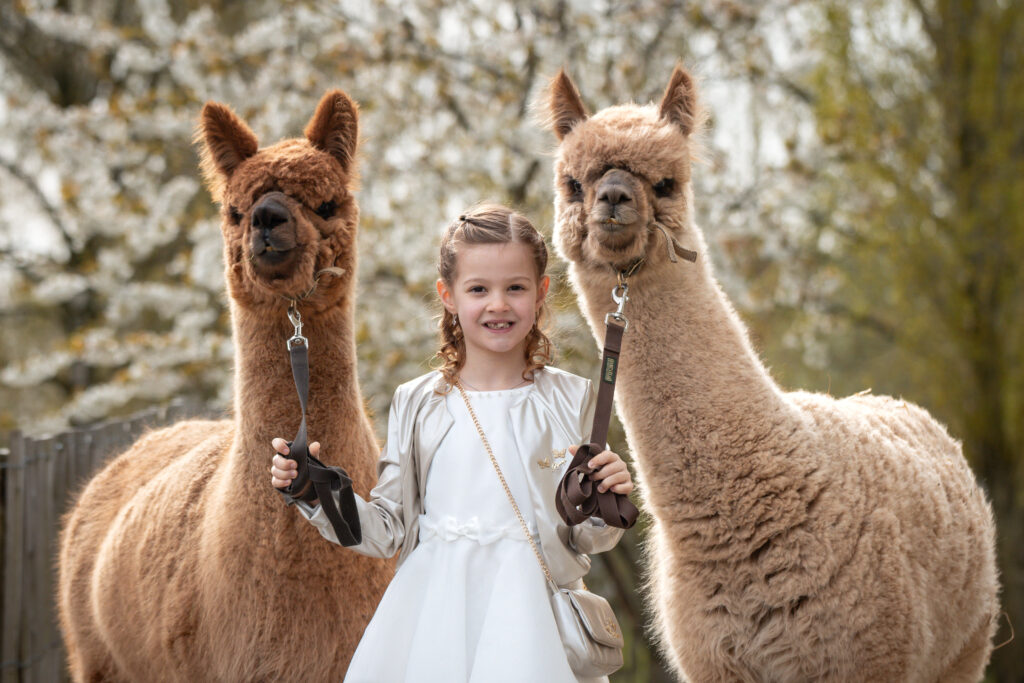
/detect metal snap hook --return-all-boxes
[287,304,308,350]
[605,283,629,331]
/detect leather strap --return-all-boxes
[590,321,624,448]
[555,317,639,530]
[276,320,361,546]
[282,342,315,501]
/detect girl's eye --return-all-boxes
[228,206,242,225]
[315,200,337,219]
[469,286,485,293]
[653,178,676,197]
[565,177,583,201]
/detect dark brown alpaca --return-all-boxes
[56,90,394,681]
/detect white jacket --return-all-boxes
[299,366,624,586]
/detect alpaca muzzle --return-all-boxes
[250,193,298,262]
[594,169,642,230]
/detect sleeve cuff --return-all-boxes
[296,499,321,520]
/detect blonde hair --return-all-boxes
[434,204,554,391]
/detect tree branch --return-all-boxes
[0,156,75,258]
[818,301,897,342]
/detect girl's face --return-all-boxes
[437,241,550,371]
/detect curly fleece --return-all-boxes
[57,90,394,682]
[544,65,1000,683]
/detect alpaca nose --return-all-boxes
[252,199,290,241]
[596,169,637,211]
[597,183,632,206]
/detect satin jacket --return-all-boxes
[299,366,624,586]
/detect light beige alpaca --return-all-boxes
[57,90,394,681]
[543,66,1000,682]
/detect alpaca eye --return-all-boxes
[315,200,337,219]
[565,177,583,202]
[228,206,242,225]
[653,178,676,198]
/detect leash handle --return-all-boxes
[277,306,361,546]
[555,284,639,530]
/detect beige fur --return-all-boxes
[543,66,1000,682]
[57,90,394,682]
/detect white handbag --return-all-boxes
[549,582,625,676]
[456,382,625,677]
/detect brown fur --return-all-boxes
[57,90,394,682]
[543,66,1000,682]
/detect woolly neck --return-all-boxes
[569,246,801,510]
[228,301,369,482]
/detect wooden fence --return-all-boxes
[0,400,214,683]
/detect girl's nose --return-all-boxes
[487,294,511,311]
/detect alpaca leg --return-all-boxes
[937,615,995,683]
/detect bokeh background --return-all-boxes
[1,0,1021,680]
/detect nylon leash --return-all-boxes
[555,279,640,529]
[555,227,698,529]
[277,304,362,546]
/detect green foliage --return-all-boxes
[736,1,1024,677]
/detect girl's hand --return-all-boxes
[270,438,321,489]
[568,445,634,495]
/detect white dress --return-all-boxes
[344,384,607,683]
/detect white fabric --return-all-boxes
[344,385,607,683]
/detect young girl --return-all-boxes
[271,204,634,682]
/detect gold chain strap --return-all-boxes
[454,381,556,586]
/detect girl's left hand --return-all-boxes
[568,445,634,495]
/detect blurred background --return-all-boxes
[0,0,1020,680]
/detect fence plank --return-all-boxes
[21,437,39,682]
[40,437,60,683]
[2,433,25,683]
[55,435,70,525]
[24,437,52,683]
[69,431,89,503]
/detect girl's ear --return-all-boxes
[436,278,456,313]
[536,275,550,308]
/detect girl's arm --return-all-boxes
[565,451,627,554]
[565,380,629,555]
[276,388,412,559]
[294,439,405,559]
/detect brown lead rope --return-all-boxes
[276,304,361,546]
[555,282,640,530]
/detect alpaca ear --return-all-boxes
[305,89,360,173]
[658,64,701,136]
[546,69,589,140]
[196,102,259,197]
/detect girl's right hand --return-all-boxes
[270,438,321,489]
